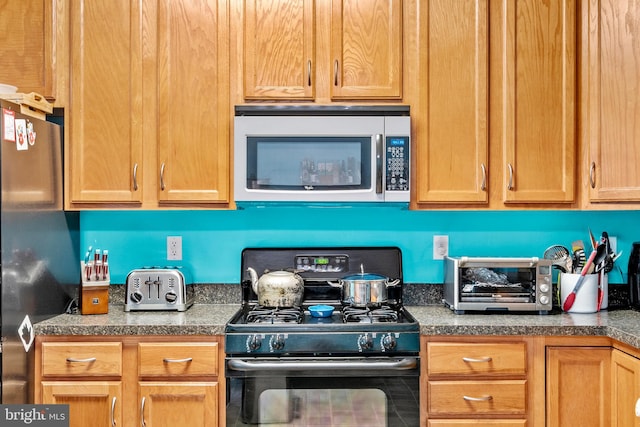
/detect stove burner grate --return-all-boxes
[342,306,399,323]
[246,306,304,324]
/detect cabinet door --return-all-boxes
[243,0,315,100]
[612,349,640,427]
[139,382,219,427]
[546,346,611,427]
[494,0,576,203]
[155,0,229,204]
[41,381,122,427]
[68,0,143,204]
[414,0,489,204]
[0,0,56,99]
[584,0,640,202]
[330,0,402,100]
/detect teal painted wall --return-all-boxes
[80,206,640,285]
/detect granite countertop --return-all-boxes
[33,304,640,349]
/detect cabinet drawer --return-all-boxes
[428,421,526,426]
[427,342,526,376]
[428,380,526,415]
[41,342,122,376]
[138,342,218,377]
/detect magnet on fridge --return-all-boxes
[15,118,27,151]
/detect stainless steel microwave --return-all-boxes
[443,256,553,314]
[234,105,410,203]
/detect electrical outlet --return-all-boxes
[167,236,182,261]
[433,235,449,260]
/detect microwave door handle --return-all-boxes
[376,134,383,193]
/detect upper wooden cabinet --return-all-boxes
[582,0,640,205]
[412,0,576,208]
[66,0,230,209]
[0,0,57,100]
[236,0,402,102]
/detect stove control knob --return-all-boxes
[165,291,177,303]
[130,291,144,304]
[270,334,286,351]
[382,334,397,351]
[247,335,262,352]
[358,333,373,351]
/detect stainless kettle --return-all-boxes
[247,267,304,307]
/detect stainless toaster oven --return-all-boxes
[443,256,552,314]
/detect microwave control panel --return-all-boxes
[386,136,409,192]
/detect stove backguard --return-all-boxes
[239,247,405,306]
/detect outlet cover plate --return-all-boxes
[167,236,182,261]
[433,235,449,260]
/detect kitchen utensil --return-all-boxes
[308,304,335,318]
[543,245,572,273]
[597,269,605,311]
[562,247,598,312]
[588,228,598,250]
[560,272,599,313]
[247,267,304,308]
[329,264,399,307]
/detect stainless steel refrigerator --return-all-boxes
[0,99,80,403]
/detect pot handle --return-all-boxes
[386,279,400,287]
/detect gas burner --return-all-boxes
[342,306,399,323]
[246,306,303,324]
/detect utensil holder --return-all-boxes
[560,273,599,313]
[80,261,109,315]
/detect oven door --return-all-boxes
[226,356,420,427]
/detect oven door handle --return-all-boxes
[227,357,418,372]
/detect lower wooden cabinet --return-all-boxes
[612,347,640,427]
[35,336,225,427]
[421,337,535,426]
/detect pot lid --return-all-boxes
[341,272,388,281]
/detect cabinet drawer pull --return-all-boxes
[463,394,493,402]
[163,357,193,363]
[66,357,97,363]
[111,396,116,427]
[462,356,492,363]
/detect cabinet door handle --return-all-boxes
[133,163,139,191]
[307,60,312,87]
[66,357,97,363]
[111,396,117,427]
[463,395,493,402]
[480,163,487,191]
[334,60,339,86]
[507,163,514,190]
[589,161,596,188]
[163,357,193,363]
[140,396,146,427]
[160,162,166,191]
[462,356,492,363]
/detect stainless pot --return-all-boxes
[247,267,304,307]
[329,266,399,307]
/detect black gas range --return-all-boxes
[224,247,420,357]
[224,247,421,427]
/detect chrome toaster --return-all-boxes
[124,267,194,312]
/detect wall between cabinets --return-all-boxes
[81,206,640,285]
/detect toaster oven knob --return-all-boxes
[130,291,144,304]
[539,295,550,305]
[539,283,550,293]
[165,291,177,303]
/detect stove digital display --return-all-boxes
[295,254,349,272]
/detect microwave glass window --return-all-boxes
[247,137,372,190]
